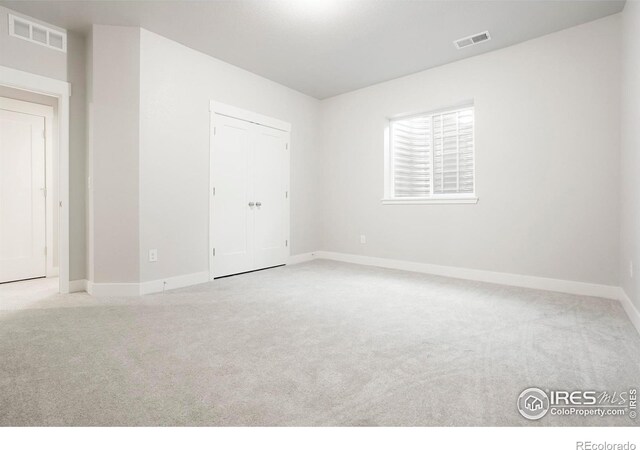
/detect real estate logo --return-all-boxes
[517,387,637,421]
[517,387,550,420]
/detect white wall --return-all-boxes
[67,31,87,281]
[138,29,322,283]
[320,15,621,286]
[87,25,140,283]
[0,6,66,82]
[620,1,640,309]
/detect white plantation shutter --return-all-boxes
[389,105,474,199]
[391,116,432,197]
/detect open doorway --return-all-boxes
[0,88,58,290]
[0,66,70,294]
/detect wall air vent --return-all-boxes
[454,31,491,50]
[8,14,67,52]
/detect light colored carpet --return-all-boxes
[0,260,638,426]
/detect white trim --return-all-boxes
[0,97,57,277]
[313,251,620,300]
[85,271,210,296]
[382,197,478,205]
[0,96,52,116]
[288,252,317,265]
[209,109,215,281]
[0,66,71,294]
[72,253,640,336]
[388,103,475,122]
[618,289,640,335]
[209,101,291,132]
[68,279,87,293]
[284,139,291,264]
[0,66,70,97]
[139,271,210,295]
[302,252,639,335]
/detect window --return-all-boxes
[384,104,477,204]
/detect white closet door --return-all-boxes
[0,109,46,283]
[211,114,254,278]
[253,125,288,270]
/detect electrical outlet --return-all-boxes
[630,260,634,279]
[360,235,366,244]
[149,249,158,262]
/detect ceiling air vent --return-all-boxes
[8,14,67,53]
[454,31,491,50]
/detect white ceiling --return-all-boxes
[0,0,625,99]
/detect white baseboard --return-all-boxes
[68,279,87,293]
[288,252,318,265]
[139,271,210,295]
[65,252,640,336]
[83,253,315,296]
[85,271,210,297]
[313,251,620,300]
[618,289,640,335]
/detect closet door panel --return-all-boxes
[252,125,288,270]
[211,114,254,277]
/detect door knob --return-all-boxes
[248,202,255,207]
[256,201,262,207]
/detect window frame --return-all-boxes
[383,103,478,205]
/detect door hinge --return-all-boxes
[213,127,217,136]
[285,191,288,199]
[42,188,47,197]
[212,248,216,256]
[285,240,288,247]
[286,143,289,150]
[212,187,216,196]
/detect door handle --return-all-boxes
[248,202,255,207]
[256,201,262,207]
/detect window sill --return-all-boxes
[381,197,479,205]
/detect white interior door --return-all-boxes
[0,109,46,283]
[253,125,289,270]
[211,108,290,279]
[211,114,254,278]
